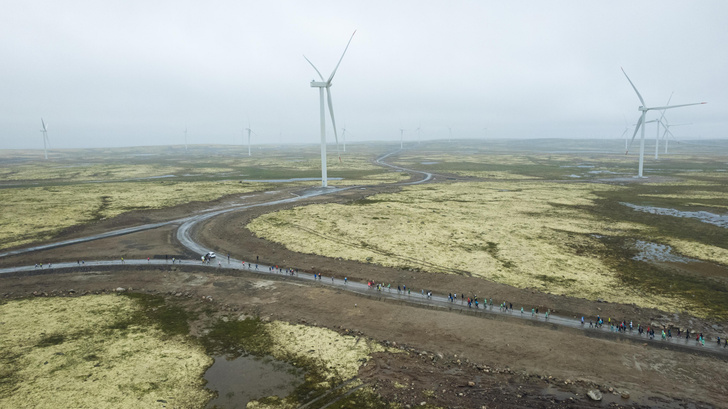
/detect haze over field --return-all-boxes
[2,1,727,149]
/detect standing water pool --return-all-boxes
[204,354,305,408]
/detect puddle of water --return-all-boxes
[632,240,697,263]
[588,170,621,174]
[621,202,728,228]
[567,174,582,178]
[242,177,342,183]
[420,161,439,164]
[204,354,304,409]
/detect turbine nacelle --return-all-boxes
[310,81,329,88]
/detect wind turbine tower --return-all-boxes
[653,93,674,160]
[304,30,356,187]
[244,123,252,157]
[661,120,689,154]
[621,68,706,178]
[40,118,49,160]
[400,129,406,149]
[341,128,347,152]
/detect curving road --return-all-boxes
[3,256,726,356]
[1,149,726,357]
[374,149,433,185]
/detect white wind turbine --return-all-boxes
[652,93,674,160]
[399,128,406,149]
[304,30,356,188]
[660,118,690,155]
[620,126,631,151]
[621,68,706,177]
[416,124,422,144]
[244,122,254,157]
[40,118,49,160]
[341,127,349,152]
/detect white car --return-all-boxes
[205,252,216,259]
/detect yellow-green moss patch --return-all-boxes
[0,295,212,409]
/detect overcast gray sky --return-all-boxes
[2,0,727,149]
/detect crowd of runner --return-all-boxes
[29,255,728,349]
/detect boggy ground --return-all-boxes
[1,180,726,407]
[197,188,727,341]
[1,267,725,408]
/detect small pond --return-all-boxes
[632,240,697,263]
[205,354,305,408]
[621,202,728,229]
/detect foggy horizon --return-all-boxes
[3,1,727,150]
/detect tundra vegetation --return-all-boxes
[0,294,395,409]
[249,147,728,319]
[0,145,403,250]
[0,294,212,408]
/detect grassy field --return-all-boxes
[0,145,404,250]
[0,294,212,409]
[249,144,728,319]
[0,293,392,408]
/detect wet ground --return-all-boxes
[204,354,303,409]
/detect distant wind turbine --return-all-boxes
[661,119,690,154]
[341,127,347,152]
[621,68,706,178]
[653,93,674,160]
[416,125,422,144]
[244,122,254,157]
[399,128,406,149]
[40,118,49,160]
[620,127,630,151]
[304,30,356,187]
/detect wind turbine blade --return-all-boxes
[657,92,674,125]
[327,30,356,83]
[619,128,629,139]
[650,102,707,111]
[303,55,325,81]
[661,126,670,141]
[666,128,678,140]
[626,114,644,154]
[41,118,47,131]
[325,87,341,160]
[621,67,645,106]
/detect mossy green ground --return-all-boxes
[0,294,211,409]
[249,146,728,319]
[0,294,396,408]
[0,145,402,250]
